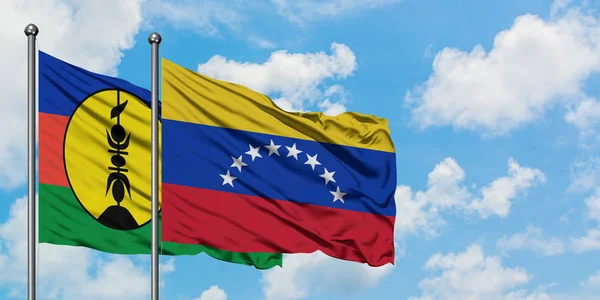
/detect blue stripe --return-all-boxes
[162,120,397,216]
[39,51,160,116]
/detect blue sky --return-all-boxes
[1,0,600,299]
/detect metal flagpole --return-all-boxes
[24,23,39,300]
[148,32,162,300]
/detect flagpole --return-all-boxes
[24,23,38,300]
[148,32,162,300]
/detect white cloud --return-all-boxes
[568,156,600,193]
[496,225,566,257]
[260,251,394,300]
[406,5,600,135]
[571,228,600,253]
[504,290,553,300]
[585,188,600,222]
[160,257,176,273]
[550,0,574,17]
[394,158,469,238]
[395,157,544,238]
[316,85,348,115]
[581,270,600,289]
[570,187,600,253]
[143,0,244,37]
[0,197,171,299]
[469,158,546,218]
[271,0,402,25]
[143,0,401,47]
[409,244,548,300]
[194,285,228,300]
[565,98,600,135]
[197,43,356,113]
[393,185,434,237]
[247,35,278,49]
[423,44,434,58]
[317,99,347,116]
[0,0,144,188]
[142,0,279,49]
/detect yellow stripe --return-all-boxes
[161,58,395,153]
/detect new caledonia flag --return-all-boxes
[161,59,397,266]
[37,50,282,269]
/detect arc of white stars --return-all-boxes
[264,140,281,156]
[330,187,346,203]
[221,140,347,205]
[231,155,247,172]
[220,170,237,187]
[245,144,262,161]
[286,143,303,160]
[304,153,321,170]
[319,168,336,185]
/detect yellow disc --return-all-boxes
[64,89,161,230]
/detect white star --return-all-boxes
[230,155,247,172]
[330,187,347,203]
[220,170,237,187]
[304,153,321,170]
[319,168,336,185]
[286,143,303,160]
[245,144,262,161]
[264,140,281,156]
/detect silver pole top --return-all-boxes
[148,32,162,44]
[24,23,39,36]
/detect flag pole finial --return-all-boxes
[148,32,161,44]
[24,23,39,36]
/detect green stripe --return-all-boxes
[39,183,282,269]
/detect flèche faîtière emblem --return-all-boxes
[63,89,162,230]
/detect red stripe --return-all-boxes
[39,112,69,187]
[162,183,395,266]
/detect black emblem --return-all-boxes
[97,90,139,230]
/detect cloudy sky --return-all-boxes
[1,0,600,299]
